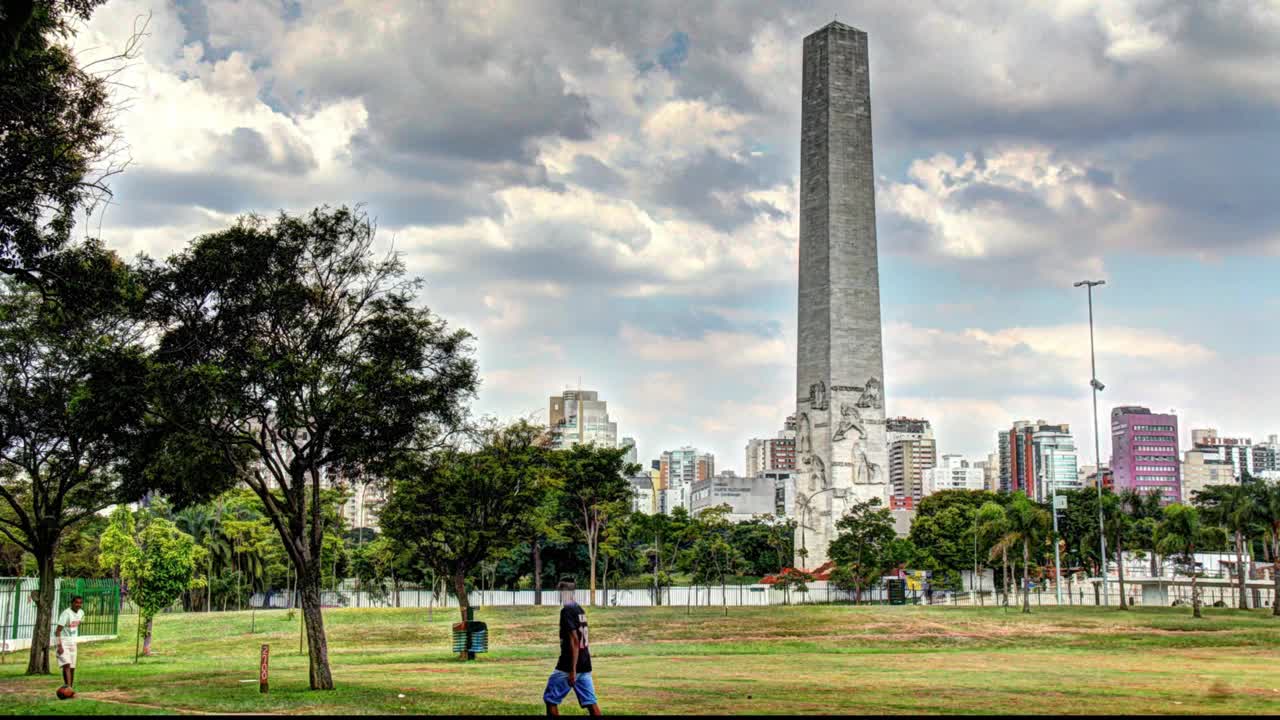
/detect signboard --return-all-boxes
[904,570,931,592]
[259,644,270,694]
[1054,495,1068,510]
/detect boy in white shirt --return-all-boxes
[55,595,84,691]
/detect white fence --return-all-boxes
[248,582,921,610]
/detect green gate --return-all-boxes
[2,577,120,652]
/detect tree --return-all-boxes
[0,275,148,674]
[976,501,1011,603]
[1195,483,1258,610]
[99,507,205,658]
[554,444,639,606]
[1056,488,1103,598]
[730,515,795,578]
[597,502,638,604]
[992,495,1050,613]
[828,497,898,602]
[1120,488,1165,579]
[682,505,743,614]
[1156,503,1224,618]
[1100,493,1135,609]
[0,0,124,287]
[173,505,226,611]
[381,420,550,635]
[526,478,570,605]
[1249,480,1280,617]
[910,490,1004,591]
[142,207,476,689]
[631,507,693,606]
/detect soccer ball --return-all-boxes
[56,686,75,700]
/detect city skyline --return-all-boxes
[78,1,1280,473]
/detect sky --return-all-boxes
[78,0,1280,473]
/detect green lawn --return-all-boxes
[1,603,1279,714]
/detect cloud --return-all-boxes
[75,0,1280,473]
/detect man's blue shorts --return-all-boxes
[543,669,597,707]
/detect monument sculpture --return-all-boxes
[794,21,889,569]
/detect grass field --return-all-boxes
[1,603,1279,714]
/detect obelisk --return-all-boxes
[794,21,888,570]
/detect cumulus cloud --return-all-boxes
[73,0,1280,470]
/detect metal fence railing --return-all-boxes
[1,578,121,653]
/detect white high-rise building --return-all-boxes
[924,455,986,495]
[548,389,618,450]
[1190,429,1255,479]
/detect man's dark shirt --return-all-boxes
[556,601,591,674]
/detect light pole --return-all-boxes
[972,512,980,602]
[798,486,837,568]
[1051,479,1063,606]
[1074,279,1108,605]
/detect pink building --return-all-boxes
[1110,406,1181,503]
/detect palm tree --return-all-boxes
[1156,503,1221,618]
[175,506,228,611]
[1196,483,1258,609]
[1250,480,1280,617]
[977,502,1011,606]
[1120,488,1165,578]
[997,496,1050,613]
[1097,493,1136,609]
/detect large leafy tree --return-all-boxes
[554,444,639,605]
[729,515,795,578]
[0,273,148,674]
[828,497,900,602]
[525,474,569,605]
[380,420,551,632]
[1056,488,1103,585]
[0,0,129,288]
[682,505,744,613]
[910,490,1005,591]
[1195,483,1259,610]
[630,506,694,605]
[141,207,476,689]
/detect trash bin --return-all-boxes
[886,578,907,606]
[451,607,488,659]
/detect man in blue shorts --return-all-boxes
[543,580,601,716]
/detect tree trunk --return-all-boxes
[1117,544,1128,610]
[653,533,662,606]
[25,549,56,675]
[532,539,543,606]
[1234,531,1248,610]
[588,541,598,607]
[1001,548,1009,607]
[298,561,334,689]
[452,572,469,625]
[1272,536,1279,617]
[450,568,471,661]
[601,554,609,607]
[1191,570,1202,619]
[142,617,154,655]
[1021,539,1031,614]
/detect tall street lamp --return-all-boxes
[1050,478,1064,606]
[1074,279,1108,605]
[798,486,838,567]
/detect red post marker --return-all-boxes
[260,644,270,693]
